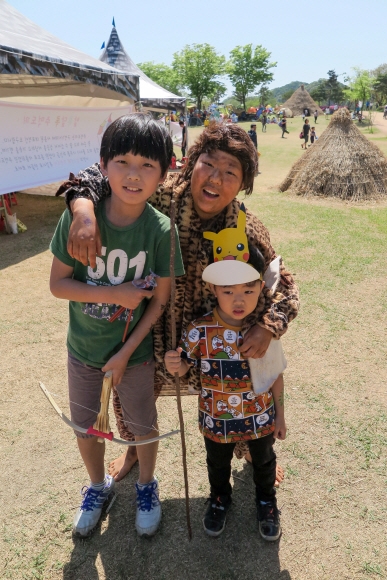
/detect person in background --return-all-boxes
[261,111,267,132]
[179,120,187,158]
[280,116,289,138]
[314,110,318,123]
[247,124,260,174]
[301,118,310,149]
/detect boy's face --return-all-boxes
[210,280,264,326]
[100,153,166,208]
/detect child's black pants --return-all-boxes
[204,435,276,502]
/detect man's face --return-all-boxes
[190,150,244,220]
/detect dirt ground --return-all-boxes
[1,117,387,580]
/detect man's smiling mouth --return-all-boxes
[203,188,219,198]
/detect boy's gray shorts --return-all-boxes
[67,351,157,438]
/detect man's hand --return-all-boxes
[165,348,183,375]
[113,281,154,310]
[102,351,129,387]
[67,198,101,268]
[239,325,273,359]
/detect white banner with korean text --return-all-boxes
[0,101,133,195]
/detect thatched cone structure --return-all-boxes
[279,108,387,201]
[282,85,323,117]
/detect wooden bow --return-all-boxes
[39,382,179,446]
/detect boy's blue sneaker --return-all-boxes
[73,475,115,537]
[135,478,161,537]
[257,497,281,541]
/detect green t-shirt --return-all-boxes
[50,201,185,368]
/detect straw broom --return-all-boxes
[93,370,113,442]
[169,197,192,540]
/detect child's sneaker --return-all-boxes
[202,495,232,537]
[73,475,115,537]
[135,478,162,537]
[257,497,281,541]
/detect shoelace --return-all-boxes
[259,501,280,523]
[206,497,226,513]
[80,486,105,512]
[136,482,159,512]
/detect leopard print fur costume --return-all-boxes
[61,167,299,454]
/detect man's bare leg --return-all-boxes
[108,447,138,482]
[245,451,284,487]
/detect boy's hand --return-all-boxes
[240,325,272,359]
[68,199,102,268]
[102,351,129,387]
[164,348,182,375]
[274,416,287,440]
[113,281,154,310]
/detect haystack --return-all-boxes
[282,85,322,117]
[279,108,387,201]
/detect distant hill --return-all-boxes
[271,81,307,101]
[272,78,346,103]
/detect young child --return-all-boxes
[310,126,317,144]
[165,208,287,541]
[50,114,185,538]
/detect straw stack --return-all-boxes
[282,85,323,117]
[279,108,387,201]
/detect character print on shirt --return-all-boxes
[81,247,146,320]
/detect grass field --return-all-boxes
[1,113,387,580]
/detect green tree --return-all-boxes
[373,73,387,105]
[226,44,276,110]
[281,89,294,102]
[137,61,181,95]
[172,44,226,110]
[325,70,344,105]
[310,82,327,105]
[344,68,373,113]
[258,84,272,106]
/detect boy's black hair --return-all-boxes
[179,120,184,126]
[100,113,173,175]
[206,242,265,279]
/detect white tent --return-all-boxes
[0,1,140,195]
[0,0,139,108]
[100,25,186,113]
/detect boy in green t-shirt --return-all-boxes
[50,114,184,538]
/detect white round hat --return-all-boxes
[202,260,262,286]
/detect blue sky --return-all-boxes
[6,0,386,94]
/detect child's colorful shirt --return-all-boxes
[179,308,275,443]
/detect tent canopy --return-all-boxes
[100,26,186,113]
[0,0,139,108]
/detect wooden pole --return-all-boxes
[169,197,192,540]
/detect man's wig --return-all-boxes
[181,122,258,195]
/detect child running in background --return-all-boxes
[165,208,287,541]
[50,114,184,538]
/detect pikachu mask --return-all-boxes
[202,204,262,285]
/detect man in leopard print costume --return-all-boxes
[58,122,299,480]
